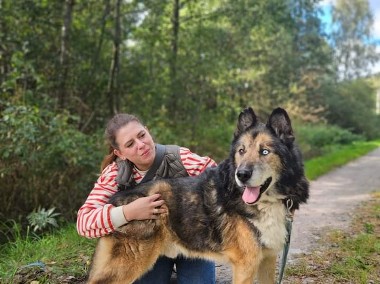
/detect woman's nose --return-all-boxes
[136,139,145,149]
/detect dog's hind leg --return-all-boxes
[87,236,163,284]
[257,249,277,284]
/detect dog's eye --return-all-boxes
[261,149,270,155]
[238,148,245,155]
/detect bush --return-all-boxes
[320,79,380,140]
[296,123,365,159]
[0,101,103,231]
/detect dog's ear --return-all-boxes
[235,107,257,136]
[267,108,294,144]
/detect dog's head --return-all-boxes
[231,107,299,205]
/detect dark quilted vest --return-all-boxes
[116,144,188,190]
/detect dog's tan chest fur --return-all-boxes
[251,202,287,252]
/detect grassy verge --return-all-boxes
[304,140,380,180]
[0,224,95,283]
[284,192,380,284]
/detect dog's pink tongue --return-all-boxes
[242,186,260,204]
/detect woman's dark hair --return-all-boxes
[101,113,143,171]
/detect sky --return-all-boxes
[319,0,380,74]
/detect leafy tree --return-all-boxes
[331,0,379,80]
[322,79,380,139]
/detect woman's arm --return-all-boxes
[76,162,166,238]
[179,147,217,176]
[76,163,122,238]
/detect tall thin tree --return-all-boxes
[58,0,74,109]
[169,0,180,117]
[0,0,10,85]
[107,0,121,115]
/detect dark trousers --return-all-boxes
[134,256,216,284]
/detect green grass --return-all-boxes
[305,140,380,180]
[285,192,380,284]
[329,233,379,282]
[0,224,96,283]
[286,233,380,283]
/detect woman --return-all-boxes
[77,113,216,284]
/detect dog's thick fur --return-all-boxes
[87,107,309,284]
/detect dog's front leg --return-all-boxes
[257,249,277,284]
[228,247,260,284]
[231,262,258,284]
[223,219,263,284]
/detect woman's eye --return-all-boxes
[261,149,269,155]
[126,142,133,148]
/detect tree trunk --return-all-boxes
[58,0,74,109]
[90,0,111,80]
[107,0,121,115]
[169,0,180,117]
[0,1,10,85]
[80,0,111,131]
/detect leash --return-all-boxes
[277,199,294,284]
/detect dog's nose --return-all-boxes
[236,169,252,183]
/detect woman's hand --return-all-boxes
[122,193,167,221]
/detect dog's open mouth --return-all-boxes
[242,177,272,204]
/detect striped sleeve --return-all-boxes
[180,147,217,176]
[132,167,144,184]
[76,162,119,238]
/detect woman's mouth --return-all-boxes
[141,149,150,157]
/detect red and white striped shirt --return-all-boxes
[76,147,216,238]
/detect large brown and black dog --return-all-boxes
[87,107,309,284]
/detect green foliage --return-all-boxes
[0,101,103,225]
[331,0,378,80]
[296,122,365,159]
[318,79,380,140]
[27,207,61,233]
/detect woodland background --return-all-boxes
[1,0,380,239]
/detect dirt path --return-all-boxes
[215,147,380,283]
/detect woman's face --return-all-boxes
[113,121,156,171]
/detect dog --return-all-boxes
[87,107,309,284]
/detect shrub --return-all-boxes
[321,79,380,140]
[0,101,103,230]
[27,207,61,233]
[296,123,364,159]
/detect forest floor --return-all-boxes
[215,147,380,283]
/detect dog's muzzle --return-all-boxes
[236,168,253,183]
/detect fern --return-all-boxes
[27,207,61,233]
